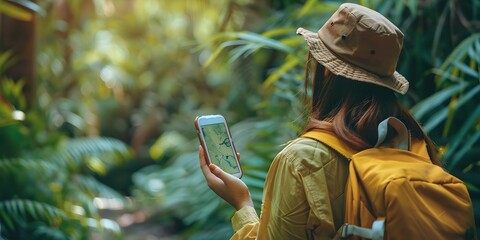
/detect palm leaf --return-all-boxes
[411,82,468,121]
[417,84,479,133]
[443,106,480,169]
[436,33,480,85]
[294,0,339,18]
[449,130,480,170]
[413,34,480,134]
[202,31,297,69]
[263,55,302,89]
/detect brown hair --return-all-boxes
[303,53,441,166]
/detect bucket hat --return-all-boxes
[297,3,409,94]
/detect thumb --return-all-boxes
[209,164,228,180]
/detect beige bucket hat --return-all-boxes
[297,3,409,94]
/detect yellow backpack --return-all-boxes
[303,117,476,240]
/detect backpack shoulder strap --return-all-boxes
[302,130,358,159]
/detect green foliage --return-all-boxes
[0,136,131,239]
[0,199,67,231]
[0,51,15,76]
[34,0,264,144]
[1,34,132,239]
[0,79,26,111]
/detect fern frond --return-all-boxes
[73,174,126,204]
[66,137,130,157]
[54,137,131,173]
[0,199,67,230]
[31,224,69,240]
[0,158,61,175]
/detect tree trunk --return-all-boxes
[0,2,37,109]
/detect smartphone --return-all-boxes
[194,115,243,178]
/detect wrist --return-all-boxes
[235,198,254,211]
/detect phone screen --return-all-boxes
[201,123,240,174]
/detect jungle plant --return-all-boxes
[0,48,132,240]
[0,135,131,239]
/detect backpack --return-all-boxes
[302,117,476,240]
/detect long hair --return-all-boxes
[303,53,441,166]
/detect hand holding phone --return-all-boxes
[194,115,243,178]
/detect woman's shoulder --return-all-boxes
[282,137,330,153]
[276,137,342,171]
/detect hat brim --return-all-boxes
[297,27,409,95]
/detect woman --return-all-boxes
[198,3,440,239]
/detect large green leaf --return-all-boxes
[436,34,480,85]
[411,82,467,120]
[443,106,480,169]
[419,84,479,133]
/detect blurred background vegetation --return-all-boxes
[0,0,479,239]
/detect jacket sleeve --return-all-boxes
[230,206,259,240]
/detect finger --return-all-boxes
[209,164,231,182]
[198,145,207,166]
[199,147,226,188]
[236,152,240,161]
[199,146,212,176]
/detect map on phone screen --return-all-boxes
[201,123,239,174]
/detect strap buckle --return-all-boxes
[340,219,385,240]
[341,224,351,239]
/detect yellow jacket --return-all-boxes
[230,136,430,239]
[231,137,348,239]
